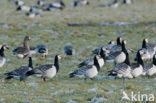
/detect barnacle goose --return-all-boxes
[20,55,62,81]
[109,37,122,53]
[63,46,75,56]
[16,5,31,12]
[5,57,33,80]
[70,55,100,79]
[105,40,127,64]
[108,50,133,79]
[130,50,144,78]
[45,1,65,11]
[108,0,119,8]
[0,45,9,68]
[71,0,89,7]
[143,54,156,76]
[136,38,155,61]
[26,12,40,18]
[12,36,31,60]
[92,41,115,55]
[78,48,105,68]
[15,0,24,6]
[37,0,44,6]
[30,45,48,58]
[122,0,133,4]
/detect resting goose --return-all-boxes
[29,45,48,58]
[12,36,31,60]
[63,46,75,56]
[92,41,115,55]
[109,37,122,53]
[45,1,65,11]
[130,50,144,78]
[122,0,133,4]
[26,12,40,18]
[15,0,24,6]
[78,48,105,68]
[20,55,62,81]
[108,51,133,79]
[70,55,100,79]
[0,45,9,68]
[16,5,31,12]
[5,57,33,80]
[108,0,119,8]
[143,54,156,76]
[37,0,44,6]
[71,0,89,7]
[105,40,127,64]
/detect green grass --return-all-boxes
[0,0,156,102]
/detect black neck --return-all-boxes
[54,55,59,72]
[121,42,127,53]
[153,56,156,66]
[100,49,105,59]
[117,38,121,45]
[28,57,33,68]
[137,52,144,66]
[124,52,130,65]
[142,39,147,48]
[94,56,100,71]
[0,47,5,57]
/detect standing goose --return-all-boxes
[70,55,100,79]
[78,47,105,68]
[130,50,144,78]
[0,45,9,67]
[12,36,31,60]
[105,40,127,64]
[20,55,62,81]
[5,57,33,80]
[143,54,156,76]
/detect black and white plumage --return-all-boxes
[122,0,133,4]
[108,51,133,79]
[12,36,31,60]
[5,57,33,80]
[37,0,44,6]
[71,0,89,7]
[109,37,123,53]
[30,45,48,57]
[130,50,144,78]
[78,48,105,68]
[108,0,119,8]
[16,5,31,12]
[105,40,127,64]
[136,38,155,61]
[15,0,24,6]
[26,12,41,18]
[0,45,9,68]
[70,55,100,79]
[92,41,115,55]
[20,55,62,81]
[63,46,75,56]
[143,54,156,76]
[44,1,65,11]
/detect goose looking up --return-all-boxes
[12,36,31,60]
[70,55,100,79]
[0,45,9,68]
[20,55,62,81]
[5,57,33,80]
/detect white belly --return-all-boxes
[0,58,6,67]
[115,52,126,64]
[85,66,98,78]
[45,67,57,78]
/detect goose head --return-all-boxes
[117,37,122,45]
